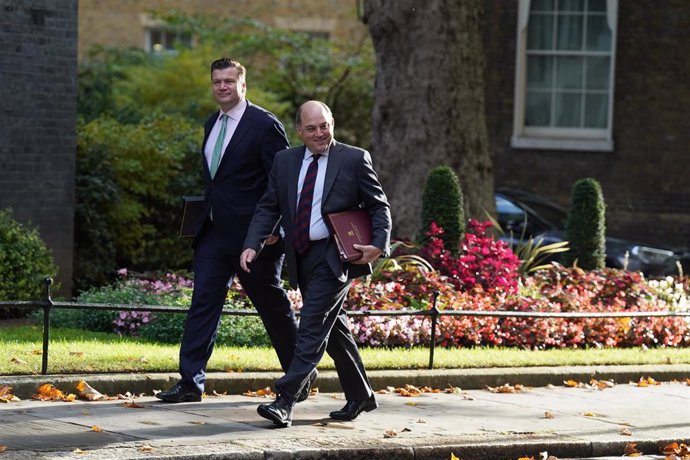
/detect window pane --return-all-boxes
[560,0,584,11]
[531,0,555,11]
[526,91,552,126]
[555,92,582,127]
[527,55,553,89]
[584,94,608,128]
[586,14,611,51]
[150,30,162,47]
[588,0,607,12]
[527,13,554,50]
[556,14,584,50]
[556,56,583,90]
[585,56,610,90]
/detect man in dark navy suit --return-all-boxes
[241,101,391,427]
[157,58,313,403]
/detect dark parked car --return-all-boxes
[494,187,682,276]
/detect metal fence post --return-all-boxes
[41,278,54,375]
[428,290,440,370]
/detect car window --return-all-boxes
[520,200,567,229]
[495,195,525,229]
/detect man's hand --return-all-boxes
[240,248,257,272]
[350,244,383,265]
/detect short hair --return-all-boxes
[295,100,332,127]
[210,58,246,81]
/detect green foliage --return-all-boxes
[138,312,271,348]
[157,14,375,148]
[485,212,569,275]
[564,178,607,270]
[74,114,202,290]
[0,209,58,318]
[419,166,465,254]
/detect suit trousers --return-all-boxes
[179,222,298,394]
[276,239,373,402]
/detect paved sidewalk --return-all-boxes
[1,366,689,459]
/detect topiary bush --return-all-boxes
[563,178,606,270]
[419,165,465,255]
[0,209,59,318]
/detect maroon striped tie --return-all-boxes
[293,154,322,255]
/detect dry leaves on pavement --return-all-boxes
[624,442,643,456]
[90,425,103,433]
[0,444,7,453]
[0,385,20,403]
[33,384,76,402]
[661,442,690,459]
[76,380,113,401]
[243,387,276,398]
[563,378,615,390]
[631,376,661,387]
[485,383,528,393]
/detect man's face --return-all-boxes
[296,105,334,154]
[211,67,246,111]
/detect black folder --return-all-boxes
[179,195,205,237]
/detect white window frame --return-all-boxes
[511,0,618,151]
[144,27,192,55]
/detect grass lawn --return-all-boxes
[2,324,690,375]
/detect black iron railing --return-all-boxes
[2,278,689,374]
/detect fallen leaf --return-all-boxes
[139,421,160,425]
[402,427,412,432]
[33,383,66,401]
[624,442,642,456]
[122,401,145,408]
[0,385,20,403]
[405,401,418,406]
[486,383,526,393]
[10,357,28,365]
[383,429,398,438]
[563,379,578,387]
[138,356,149,363]
[661,442,690,456]
[545,383,556,389]
[417,418,428,423]
[462,394,475,400]
[544,411,555,419]
[632,376,661,387]
[451,453,460,460]
[581,412,597,417]
[243,387,276,398]
[76,381,105,401]
[69,351,85,357]
[212,390,227,396]
[90,425,103,432]
[620,427,632,436]
[517,457,535,460]
[73,448,86,454]
[444,385,462,394]
[81,410,91,416]
[63,393,77,402]
[32,349,42,355]
[139,445,154,453]
[189,421,206,425]
[0,444,7,453]
[590,379,615,390]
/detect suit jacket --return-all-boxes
[192,100,289,254]
[244,140,392,289]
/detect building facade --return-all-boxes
[0,0,78,296]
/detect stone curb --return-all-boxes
[2,363,689,399]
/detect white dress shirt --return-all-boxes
[296,146,330,241]
[204,100,247,168]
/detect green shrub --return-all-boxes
[0,209,58,318]
[564,178,606,270]
[74,114,202,291]
[419,166,465,254]
[139,311,271,348]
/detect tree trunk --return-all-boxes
[365,0,494,240]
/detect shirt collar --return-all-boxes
[303,145,331,161]
[219,99,247,121]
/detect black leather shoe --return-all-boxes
[257,396,294,428]
[329,394,377,421]
[296,369,318,403]
[155,383,202,403]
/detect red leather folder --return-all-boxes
[326,208,372,262]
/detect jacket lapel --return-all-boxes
[322,141,344,205]
[287,147,306,220]
[215,101,253,174]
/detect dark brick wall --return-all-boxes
[483,1,690,249]
[0,0,78,296]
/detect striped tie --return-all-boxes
[292,154,322,255]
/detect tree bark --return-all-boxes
[365,0,494,239]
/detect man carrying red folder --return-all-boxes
[240,100,392,427]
